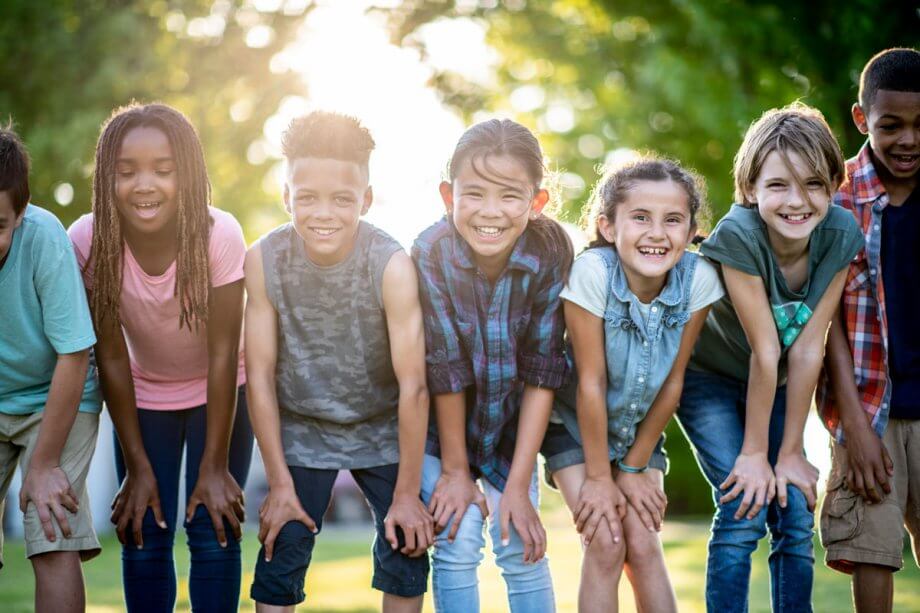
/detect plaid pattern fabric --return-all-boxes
[412,218,567,489]
[817,143,891,441]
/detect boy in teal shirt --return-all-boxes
[0,126,101,613]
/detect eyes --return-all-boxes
[631,213,686,225]
[460,189,526,203]
[295,194,356,207]
[116,167,175,179]
[764,179,825,191]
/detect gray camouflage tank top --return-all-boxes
[261,221,402,469]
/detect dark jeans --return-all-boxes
[113,387,253,613]
[677,370,814,613]
[250,463,429,606]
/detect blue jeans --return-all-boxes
[420,454,555,613]
[677,370,814,613]
[113,387,253,613]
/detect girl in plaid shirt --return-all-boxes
[412,119,573,613]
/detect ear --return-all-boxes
[282,182,292,215]
[597,213,616,244]
[852,103,869,135]
[529,188,550,219]
[743,183,757,206]
[361,185,374,215]
[439,181,454,214]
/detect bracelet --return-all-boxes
[617,460,649,474]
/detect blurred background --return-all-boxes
[2,1,919,610]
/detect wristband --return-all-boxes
[616,460,648,474]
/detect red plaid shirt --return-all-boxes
[817,143,891,441]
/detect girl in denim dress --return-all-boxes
[542,157,723,612]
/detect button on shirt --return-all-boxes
[412,218,567,489]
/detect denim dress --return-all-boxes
[548,246,699,473]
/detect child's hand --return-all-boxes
[257,483,317,562]
[842,421,894,503]
[111,464,167,548]
[385,492,435,557]
[774,452,819,511]
[186,465,246,548]
[427,470,488,543]
[720,452,776,520]
[499,484,546,563]
[19,464,79,542]
[574,475,626,546]
[615,470,667,532]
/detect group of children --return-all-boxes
[0,47,917,613]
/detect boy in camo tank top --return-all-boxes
[245,112,432,611]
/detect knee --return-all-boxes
[773,488,815,544]
[712,503,768,550]
[625,526,662,566]
[30,550,80,573]
[583,526,626,575]
[186,516,242,558]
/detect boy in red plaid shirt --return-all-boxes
[818,47,920,612]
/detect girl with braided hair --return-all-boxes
[68,103,252,613]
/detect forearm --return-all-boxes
[623,378,682,468]
[742,350,779,454]
[394,380,430,495]
[782,346,825,453]
[246,372,293,488]
[826,313,873,435]
[576,381,613,479]
[97,351,151,471]
[507,385,553,490]
[201,352,239,467]
[30,351,89,468]
[434,391,471,475]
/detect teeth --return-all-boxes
[638,247,666,255]
[475,226,503,236]
[311,228,338,236]
[135,202,159,209]
[781,213,810,221]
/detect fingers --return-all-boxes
[874,457,892,496]
[515,517,534,563]
[299,511,318,534]
[776,476,789,509]
[852,470,868,501]
[263,524,280,562]
[115,511,129,546]
[185,496,200,523]
[581,509,602,545]
[18,489,27,514]
[528,521,546,563]
[719,472,737,491]
[226,508,243,543]
[474,492,489,519]
[385,516,398,550]
[883,446,895,476]
[643,499,662,531]
[62,488,80,514]
[734,487,755,520]
[52,502,73,539]
[719,482,743,505]
[37,504,56,541]
[500,507,511,548]
[806,482,818,512]
[747,483,767,519]
[132,509,145,549]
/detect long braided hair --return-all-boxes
[88,103,212,330]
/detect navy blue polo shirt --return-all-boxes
[882,187,920,420]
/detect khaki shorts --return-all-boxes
[820,418,920,573]
[0,411,101,568]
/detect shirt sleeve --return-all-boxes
[411,241,475,395]
[518,263,568,390]
[687,257,725,312]
[66,214,94,289]
[560,250,607,318]
[35,222,97,354]
[699,218,762,277]
[208,210,247,288]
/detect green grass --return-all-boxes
[3,509,920,612]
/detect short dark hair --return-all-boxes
[859,48,920,109]
[281,111,375,169]
[0,125,31,215]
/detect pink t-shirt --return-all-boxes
[69,207,247,410]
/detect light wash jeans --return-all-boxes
[677,369,814,613]
[420,454,555,613]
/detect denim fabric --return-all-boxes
[113,387,253,613]
[420,454,555,613]
[250,463,429,606]
[554,247,698,462]
[677,370,814,613]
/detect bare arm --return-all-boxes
[184,277,246,546]
[774,268,847,509]
[719,265,781,519]
[380,252,434,556]
[244,244,315,562]
[94,310,166,546]
[19,350,89,541]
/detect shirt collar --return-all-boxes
[608,248,684,307]
[450,221,540,276]
[849,141,888,206]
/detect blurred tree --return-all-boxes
[383,0,919,223]
[382,0,919,515]
[0,0,310,234]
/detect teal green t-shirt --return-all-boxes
[0,205,101,414]
[689,204,864,383]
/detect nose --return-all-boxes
[478,195,504,218]
[899,127,919,148]
[647,218,666,239]
[787,182,806,207]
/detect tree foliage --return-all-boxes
[384,0,919,224]
[0,0,309,232]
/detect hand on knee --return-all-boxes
[583,523,626,576]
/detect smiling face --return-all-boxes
[748,149,830,250]
[114,125,179,241]
[0,191,24,266]
[598,179,694,300]
[855,89,920,189]
[284,156,372,266]
[441,154,547,278]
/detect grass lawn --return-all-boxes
[3,505,920,612]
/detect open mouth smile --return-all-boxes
[133,201,161,219]
[473,226,506,239]
[779,212,813,224]
[638,246,669,258]
[310,227,341,237]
